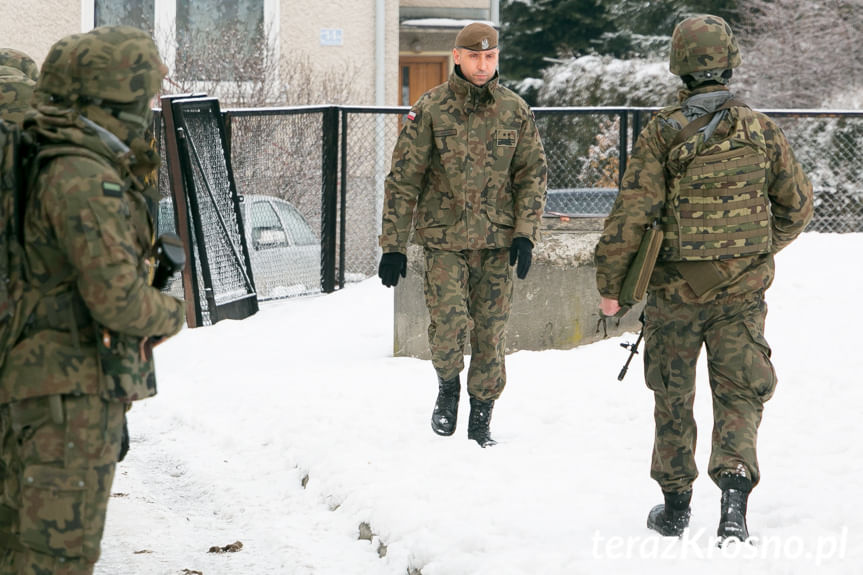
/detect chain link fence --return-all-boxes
[158,105,863,300]
[767,111,863,233]
[340,108,403,281]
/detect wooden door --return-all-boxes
[399,56,448,106]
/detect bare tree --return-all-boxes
[158,18,363,230]
[160,20,361,107]
[735,0,863,108]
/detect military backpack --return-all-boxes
[659,100,773,261]
[0,120,77,371]
[0,120,37,369]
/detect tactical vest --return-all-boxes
[660,104,772,261]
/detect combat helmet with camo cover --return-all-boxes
[0,48,38,125]
[38,26,165,105]
[0,48,38,83]
[669,14,740,86]
[36,26,166,140]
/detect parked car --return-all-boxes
[158,194,321,299]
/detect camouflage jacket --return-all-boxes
[0,106,185,404]
[596,85,813,303]
[379,70,547,253]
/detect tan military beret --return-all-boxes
[455,23,498,51]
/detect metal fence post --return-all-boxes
[339,108,349,290]
[617,110,629,189]
[631,109,644,146]
[321,106,339,293]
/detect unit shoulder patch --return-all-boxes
[102,181,124,198]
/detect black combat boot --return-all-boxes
[431,375,460,436]
[717,473,752,542]
[647,490,692,537]
[467,397,496,447]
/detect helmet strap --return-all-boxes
[685,68,731,89]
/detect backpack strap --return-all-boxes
[668,98,748,150]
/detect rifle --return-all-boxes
[617,311,645,381]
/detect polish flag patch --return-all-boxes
[407,110,416,121]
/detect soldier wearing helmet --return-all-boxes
[0,48,38,125]
[0,48,39,84]
[595,15,812,542]
[0,27,185,575]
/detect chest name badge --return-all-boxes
[496,130,517,147]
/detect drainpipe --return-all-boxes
[374,0,387,258]
[376,0,386,107]
[491,0,500,25]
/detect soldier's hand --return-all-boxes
[600,297,621,317]
[509,237,533,279]
[378,252,407,287]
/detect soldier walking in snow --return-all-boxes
[378,22,547,447]
[595,14,813,541]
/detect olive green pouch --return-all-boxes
[619,221,664,306]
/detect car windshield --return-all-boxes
[274,201,317,246]
[249,200,289,248]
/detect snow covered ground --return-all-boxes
[95,233,863,575]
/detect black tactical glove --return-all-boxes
[378,252,407,287]
[119,414,130,462]
[152,232,186,290]
[509,237,533,280]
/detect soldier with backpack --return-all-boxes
[0,27,185,575]
[0,47,37,570]
[595,15,813,542]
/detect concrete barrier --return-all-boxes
[392,217,643,359]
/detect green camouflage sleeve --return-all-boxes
[595,118,668,299]
[762,116,814,252]
[511,107,548,244]
[379,100,434,253]
[41,157,185,338]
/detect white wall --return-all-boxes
[282,0,399,105]
[0,0,473,107]
[401,0,489,8]
[0,0,81,68]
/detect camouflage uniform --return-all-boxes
[0,28,185,575]
[379,68,547,400]
[595,31,813,495]
[0,48,37,564]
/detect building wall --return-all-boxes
[0,0,401,106]
[0,1,492,108]
[282,0,399,106]
[0,0,80,68]
[400,0,493,21]
[401,0,489,7]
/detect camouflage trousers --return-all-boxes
[643,291,776,494]
[423,247,513,401]
[0,394,125,575]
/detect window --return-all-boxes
[94,0,154,35]
[85,0,278,84]
[176,0,264,82]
